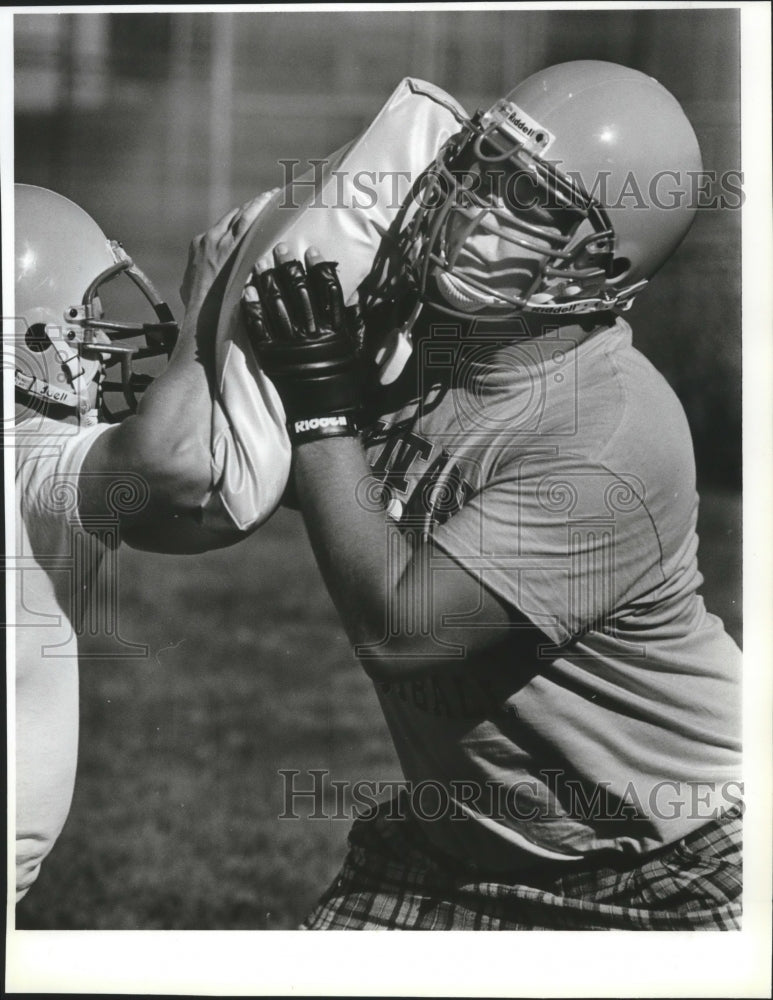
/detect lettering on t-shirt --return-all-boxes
[365,421,474,528]
[378,670,510,721]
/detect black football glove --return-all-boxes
[242,244,365,445]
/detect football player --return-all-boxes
[12,185,289,900]
[240,61,742,929]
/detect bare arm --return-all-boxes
[243,243,522,677]
[79,195,274,552]
[292,436,515,679]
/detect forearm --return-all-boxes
[292,436,513,678]
[251,244,514,676]
[110,315,214,508]
[79,291,222,531]
[117,188,284,511]
[80,194,291,550]
[293,436,404,651]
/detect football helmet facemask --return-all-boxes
[367,60,702,325]
[14,184,178,424]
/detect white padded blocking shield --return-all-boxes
[203,78,467,532]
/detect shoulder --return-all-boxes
[589,322,695,476]
[569,323,700,557]
[16,418,113,525]
[485,319,698,526]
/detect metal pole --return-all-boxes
[209,13,235,221]
[166,14,195,225]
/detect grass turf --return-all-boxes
[14,489,741,929]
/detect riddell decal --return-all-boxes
[526,299,601,315]
[488,100,556,155]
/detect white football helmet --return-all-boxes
[368,60,703,322]
[14,184,178,424]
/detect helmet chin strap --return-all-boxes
[15,324,101,424]
[433,271,648,317]
[371,268,645,387]
[15,368,80,409]
[14,368,99,424]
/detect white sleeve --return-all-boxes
[14,420,110,901]
[15,633,80,902]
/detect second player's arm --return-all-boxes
[79,298,225,553]
[78,196,275,553]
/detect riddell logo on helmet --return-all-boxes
[505,112,536,138]
[493,101,555,152]
[294,415,348,433]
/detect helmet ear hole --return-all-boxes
[25,323,53,353]
[609,257,631,284]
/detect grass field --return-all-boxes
[15,489,741,930]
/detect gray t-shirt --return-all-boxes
[361,317,742,868]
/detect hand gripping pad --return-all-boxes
[202,78,467,532]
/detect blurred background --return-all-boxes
[13,8,742,929]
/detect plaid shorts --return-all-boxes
[300,798,743,930]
